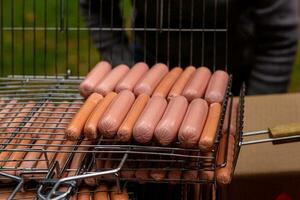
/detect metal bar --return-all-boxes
[242,135,300,145]
[243,130,269,136]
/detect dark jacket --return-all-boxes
[80,0,298,95]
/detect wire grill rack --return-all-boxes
[0,76,245,200]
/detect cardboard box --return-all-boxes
[228,93,300,200]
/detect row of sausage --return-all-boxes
[80,61,229,104]
[66,90,231,149]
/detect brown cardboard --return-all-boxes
[228,93,300,200]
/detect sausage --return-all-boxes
[198,103,222,151]
[178,99,208,148]
[182,151,200,181]
[150,168,166,181]
[79,61,112,98]
[204,70,229,104]
[77,187,91,200]
[216,134,235,186]
[154,96,188,146]
[94,185,109,200]
[95,64,130,96]
[167,169,182,184]
[222,98,231,134]
[199,152,214,181]
[84,92,117,139]
[117,94,150,142]
[229,98,239,136]
[67,140,92,177]
[98,90,135,138]
[168,66,196,100]
[135,161,150,183]
[0,102,35,167]
[53,140,77,176]
[110,186,129,200]
[133,96,167,143]
[66,93,103,140]
[84,166,97,186]
[182,67,211,102]
[152,67,183,98]
[115,62,149,93]
[216,134,227,166]
[133,63,169,96]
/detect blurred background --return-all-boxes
[0,0,299,92]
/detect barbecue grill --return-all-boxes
[0,1,299,200]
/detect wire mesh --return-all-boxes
[0,0,229,79]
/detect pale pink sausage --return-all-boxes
[154,96,188,146]
[133,63,169,96]
[204,70,229,104]
[115,62,149,93]
[98,90,135,138]
[133,96,167,143]
[95,64,130,96]
[182,67,211,102]
[79,61,112,98]
[178,99,208,148]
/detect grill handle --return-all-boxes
[269,122,300,138]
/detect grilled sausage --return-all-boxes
[0,102,36,167]
[152,67,183,98]
[67,140,92,177]
[84,92,117,139]
[178,99,208,148]
[134,63,169,96]
[115,62,149,93]
[154,96,188,146]
[133,96,167,143]
[94,185,109,200]
[229,98,239,136]
[79,61,112,98]
[66,93,103,140]
[167,169,182,184]
[98,90,135,138]
[222,98,231,134]
[216,134,235,186]
[168,66,196,100]
[182,67,211,101]
[198,103,222,151]
[135,161,150,183]
[95,64,129,95]
[204,70,229,104]
[77,187,91,200]
[111,186,129,200]
[84,165,97,186]
[117,94,149,142]
[199,152,214,181]
[150,168,166,181]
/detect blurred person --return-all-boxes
[80,0,298,95]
